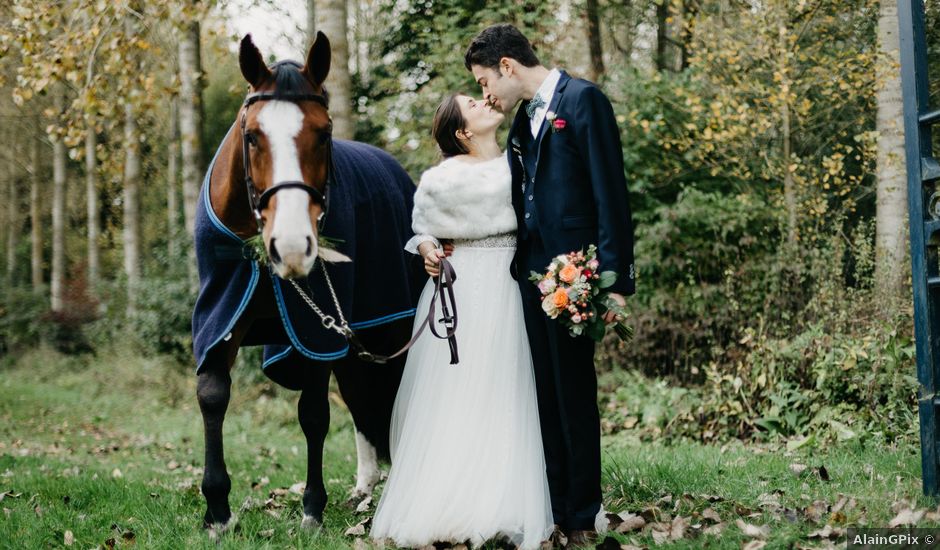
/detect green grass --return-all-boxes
[0,346,936,549]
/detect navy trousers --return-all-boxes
[517,235,602,531]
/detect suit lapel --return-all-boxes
[533,71,571,178]
[508,103,530,211]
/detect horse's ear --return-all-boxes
[239,34,271,89]
[302,31,331,86]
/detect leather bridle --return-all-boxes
[240,91,332,233]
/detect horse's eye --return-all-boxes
[246,133,259,147]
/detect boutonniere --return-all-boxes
[546,111,567,133]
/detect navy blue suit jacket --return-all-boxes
[508,71,635,296]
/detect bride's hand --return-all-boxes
[424,249,446,277]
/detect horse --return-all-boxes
[191,32,424,532]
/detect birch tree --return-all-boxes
[30,132,41,293]
[317,0,354,139]
[51,89,66,313]
[179,20,203,239]
[874,0,908,302]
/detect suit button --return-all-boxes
[531,176,535,184]
[528,195,533,201]
[524,213,531,219]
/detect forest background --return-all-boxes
[3,1,940,547]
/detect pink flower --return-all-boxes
[553,118,567,131]
[587,259,599,270]
[538,278,557,294]
[572,313,582,324]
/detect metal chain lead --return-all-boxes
[286,261,350,336]
[318,261,348,326]
[288,277,341,333]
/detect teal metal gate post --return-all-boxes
[899,0,940,496]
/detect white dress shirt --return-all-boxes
[529,68,562,138]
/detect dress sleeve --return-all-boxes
[404,234,441,255]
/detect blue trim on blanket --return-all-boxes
[201,128,242,243]
[270,270,351,360]
[196,263,260,372]
[349,308,417,329]
[194,123,262,373]
[262,347,294,369]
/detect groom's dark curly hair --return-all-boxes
[464,24,540,71]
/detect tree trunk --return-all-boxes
[30,133,42,293]
[123,103,141,316]
[167,97,180,259]
[307,0,316,43]
[317,0,354,139]
[585,0,605,82]
[51,91,67,313]
[85,118,99,288]
[5,150,15,286]
[678,0,697,71]
[655,0,669,72]
[875,1,908,302]
[179,21,203,240]
[778,18,797,244]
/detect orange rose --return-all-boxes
[559,263,580,283]
[552,288,569,309]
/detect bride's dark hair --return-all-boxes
[432,94,470,158]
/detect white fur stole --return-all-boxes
[411,156,516,240]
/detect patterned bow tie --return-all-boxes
[525,94,546,118]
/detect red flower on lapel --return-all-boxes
[546,111,567,133]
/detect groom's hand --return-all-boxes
[603,292,626,324]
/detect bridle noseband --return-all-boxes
[240,91,333,233]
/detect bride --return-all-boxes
[370,94,553,549]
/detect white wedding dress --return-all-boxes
[370,156,553,549]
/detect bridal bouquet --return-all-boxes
[529,245,633,342]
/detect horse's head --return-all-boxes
[238,33,333,279]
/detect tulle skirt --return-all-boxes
[371,236,553,549]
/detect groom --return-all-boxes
[465,24,635,544]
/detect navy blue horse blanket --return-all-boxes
[192,134,422,385]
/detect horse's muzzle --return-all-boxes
[269,235,317,279]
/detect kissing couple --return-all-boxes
[370,23,636,549]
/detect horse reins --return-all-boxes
[289,258,459,365]
[240,90,459,365]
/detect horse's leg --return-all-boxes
[297,359,332,529]
[197,358,233,529]
[351,428,381,500]
[333,317,411,501]
[197,312,253,532]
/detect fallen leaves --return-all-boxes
[888,506,925,527]
[806,524,845,539]
[345,517,372,536]
[789,463,830,482]
[701,508,721,523]
[606,511,646,533]
[355,495,373,514]
[803,500,829,524]
[736,519,770,539]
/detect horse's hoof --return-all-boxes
[206,514,237,540]
[345,490,373,510]
[301,514,322,531]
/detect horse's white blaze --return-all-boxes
[258,101,318,276]
[353,430,380,497]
